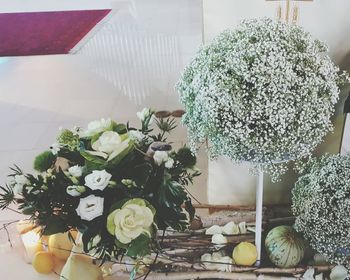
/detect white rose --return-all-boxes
[81,118,112,137]
[76,195,104,221]
[68,165,83,177]
[137,108,152,122]
[153,151,169,166]
[67,185,86,197]
[164,158,174,169]
[89,131,131,161]
[107,199,154,244]
[84,170,112,191]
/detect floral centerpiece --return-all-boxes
[0,108,200,261]
[292,154,350,269]
[176,18,349,178]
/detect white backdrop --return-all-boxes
[203,0,350,205]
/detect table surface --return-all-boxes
[0,209,59,279]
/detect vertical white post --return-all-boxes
[255,166,264,266]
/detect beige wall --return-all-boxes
[203,0,350,205]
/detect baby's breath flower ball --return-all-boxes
[292,154,350,268]
[177,18,349,166]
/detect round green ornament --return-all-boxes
[265,225,305,268]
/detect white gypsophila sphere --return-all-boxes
[292,154,350,269]
[177,18,349,164]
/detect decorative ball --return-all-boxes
[232,242,257,266]
[177,18,348,166]
[32,251,54,274]
[292,154,350,269]
[265,225,305,268]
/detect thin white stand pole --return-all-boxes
[255,166,264,266]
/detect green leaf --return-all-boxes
[80,151,107,170]
[185,199,195,220]
[109,199,128,213]
[114,124,127,134]
[132,163,153,186]
[127,233,151,258]
[42,217,67,235]
[22,205,36,215]
[158,179,187,208]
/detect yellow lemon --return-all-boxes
[48,231,76,261]
[32,251,54,274]
[232,242,257,266]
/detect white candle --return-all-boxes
[21,230,43,263]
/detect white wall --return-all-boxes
[0,0,207,224]
[203,0,350,205]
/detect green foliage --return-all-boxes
[176,147,196,168]
[0,184,14,209]
[127,234,151,258]
[0,110,201,263]
[33,150,56,172]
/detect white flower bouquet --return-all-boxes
[0,109,200,261]
[177,18,349,176]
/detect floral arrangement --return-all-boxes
[292,154,350,269]
[176,18,349,177]
[0,108,200,261]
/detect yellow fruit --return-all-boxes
[232,242,257,266]
[32,251,54,274]
[48,232,75,261]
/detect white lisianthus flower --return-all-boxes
[84,170,112,191]
[13,184,24,195]
[68,165,83,177]
[153,151,169,166]
[11,175,30,195]
[67,185,86,197]
[89,131,131,162]
[76,195,104,221]
[107,199,154,244]
[137,108,152,122]
[50,142,61,155]
[80,118,112,137]
[14,175,29,186]
[164,158,174,169]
